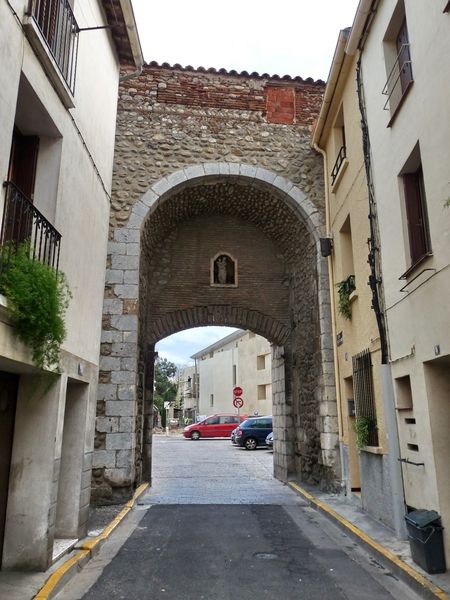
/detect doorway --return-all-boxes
[0,371,18,566]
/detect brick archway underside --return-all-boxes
[150,306,290,347]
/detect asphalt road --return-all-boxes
[57,436,422,600]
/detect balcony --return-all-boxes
[24,0,79,106]
[0,182,61,283]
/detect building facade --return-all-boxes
[192,330,272,418]
[312,29,405,534]
[0,0,142,570]
[345,0,450,559]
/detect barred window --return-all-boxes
[352,349,379,447]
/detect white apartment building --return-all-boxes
[192,330,272,418]
[0,0,142,570]
[348,0,450,563]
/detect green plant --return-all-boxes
[444,197,450,209]
[353,416,377,450]
[0,244,71,371]
[336,275,356,320]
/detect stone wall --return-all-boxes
[93,63,339,502]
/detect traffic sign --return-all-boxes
[233,386,243,397]
[233,397,244,409]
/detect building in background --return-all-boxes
[347,0,450,563]
[0,0,142,570]
[192,330,272,418]
[175,365,198,423]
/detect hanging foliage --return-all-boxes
[0,244,71,371]
[336,275,356,320]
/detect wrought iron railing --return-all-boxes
[382,43,413,112]
[331,145,347,185]
[352,349,379,447]
[28,0,79,94]
[0,182,61,283]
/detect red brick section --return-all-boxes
[146,64,324,126]
[266,87,295,124]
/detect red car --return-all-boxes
[183,413,246,440]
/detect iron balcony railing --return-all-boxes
[331,145,347,185]
[382,43,413,111]
[0,182,61,283]
[28,0,79,94]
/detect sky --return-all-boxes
[132,0,361,366]
[132,0,361,81]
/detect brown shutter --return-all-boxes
[396,20,413,94]
[403,170,429,264]
[7,130,39,201]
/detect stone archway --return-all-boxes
[93,163,338,503]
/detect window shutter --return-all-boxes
[403,171,429,264]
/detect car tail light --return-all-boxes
[236,428,242,437]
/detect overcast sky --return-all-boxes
[132,0,360,366]
[132,0,360,81]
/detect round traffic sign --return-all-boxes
[233,397,244,409]
[233,386,243,397]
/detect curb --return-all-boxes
[33,483,149,600]
[288,481,449,600]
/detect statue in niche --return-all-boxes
[213,254,236,285]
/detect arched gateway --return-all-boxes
[93,64,339,502]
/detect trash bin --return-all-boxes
[404,510,446,574]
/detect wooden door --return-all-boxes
[0,371,18,566]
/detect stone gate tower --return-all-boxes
[92,62,338,503]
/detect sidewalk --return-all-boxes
[0,484,148,600]
[288,480,450,600]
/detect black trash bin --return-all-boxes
[405,509,446,574]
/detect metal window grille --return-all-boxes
[352,349,379,446]
[0,182,61,283]
[331,145,347,185]
[28,0,79,94]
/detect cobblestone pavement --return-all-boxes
[138,434,303,506]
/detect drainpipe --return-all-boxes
[313,139,346,493]
[311,30,349,493]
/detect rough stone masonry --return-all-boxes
[93,62,339,503]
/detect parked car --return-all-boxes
[235,416,273,450]
[183,414,245,440]
[266,431,273,449]
[231,427,238,444]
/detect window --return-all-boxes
[257,355,266,370]
[205,414,218,424]
[339,215,355,283]
[257,385,267,401]
[382,3,413,122]
[403,167,431,266]
[210,394,214,407]
[352,349,379,447]
[26,0,79,98]
[331,106,347,187]
[232,365,237,386]
[399,145,431,272]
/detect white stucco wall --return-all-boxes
[196,331,272,417]
[360,0,450,557]
[0,0,120,367]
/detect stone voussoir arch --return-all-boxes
[96,162,336,502]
